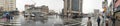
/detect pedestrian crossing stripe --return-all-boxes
[3,23,21,25]
[0,22,21,25]
[4,24,12,25]
[0,23,4,25]
[12,24,21,25]
[10,22,21,23]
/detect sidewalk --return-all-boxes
[63,17,82,26]
[115,20,120,26]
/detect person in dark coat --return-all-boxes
[97,16,101,26]
[111,16,116,26]
[6,14,10,20]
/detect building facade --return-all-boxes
[94,9,99,20]
[63,0,83,17]
[25,5,49,15]
[40,5,49,13]
[94,9,99,15]
[0,0,16,11]
[24,4,35,15]
[114,0,120,21]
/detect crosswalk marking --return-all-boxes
[10,22,21,23]
[0,16,21,26]
[0,23,4,25]
[12,24,21,25]
[0,22,21,25]
[4,23,21,25]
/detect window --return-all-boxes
[72,0,79,11]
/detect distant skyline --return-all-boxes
[16,0,112,13]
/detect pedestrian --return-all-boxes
[87,17,92,26]
[10,14,13,20]
[106,19,109,26]
[97,16,101,26]
[111,16,116,26]
[99,15,104,26]
[107,15,113,26]
[6,14,11,22]
[107,14,111,18]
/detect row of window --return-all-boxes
[67,0,81,11]
[72,0,79,11]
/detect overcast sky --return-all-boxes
[16,0,112,14]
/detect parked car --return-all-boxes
[30,14,35,17]
[24,13,30,17]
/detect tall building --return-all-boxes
[0,0,16,11]
[94,9,99,14]
[63,0,83,17]
[94,9,99,19]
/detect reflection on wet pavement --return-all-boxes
[1,14,98,26]
[81,17,98,26]
[21,15,64,26]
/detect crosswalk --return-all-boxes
[0,21,21,26]
[0,15,22,26]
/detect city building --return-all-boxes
[114,0,120,21]
[25,5,49,15]
[40,5,49,13]
[94,9,99,19]
[113,0,120,26]
[48,10,56,15]
[24,5,49,20]
[24,4,35,14]
[0,0,16,11]
[94,9,99,15]
[63,0,83,18]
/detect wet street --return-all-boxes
[0,13,98,26]
[16,14,98,26]
[81,17,98,26]
[65,17,98,26]
[20,14,63,26]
